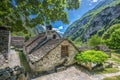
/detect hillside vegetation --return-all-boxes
[64,0,120,45]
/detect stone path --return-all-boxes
[31,65,120,80]
[32,66,91,80]
[90,67,120,80]
[8,50,21,67]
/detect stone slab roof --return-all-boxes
[28,39,79,63]
[24,33,47,53]
[24,33,46,47]
[28,39,63,63]
[11,36,25,40]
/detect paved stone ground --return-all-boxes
[8,50,21,67]
[32,66,91,80]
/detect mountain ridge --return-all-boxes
[64,0,120,43]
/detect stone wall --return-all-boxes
[52,31,61,39]
[0,27,10,59]
[29,40,78,72]
[11,36,25,48]
[47,30,61,39]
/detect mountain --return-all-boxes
[64,0,120,42]
[93,0,114,10]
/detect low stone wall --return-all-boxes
[11,36,25,48]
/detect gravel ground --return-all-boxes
[32,66,91,80]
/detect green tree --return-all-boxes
[102,24,120,40]
[75,50,108,70]
[0,0,13,19]
[0,0,80,32]
[88,35,103,46]
[106,29,120,49]
[75,50,108,64]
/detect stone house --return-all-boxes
[0,26,10,68]
[11,36,25,48]
[24,25,79,73]
[0,27,10,54]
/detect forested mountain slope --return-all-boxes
[64,0,120,42]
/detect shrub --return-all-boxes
[75,50,108,64]
[102,24,120,40]
[105,29,120,49]
[88,35,103,47]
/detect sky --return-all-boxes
[52,0,103,34]
[11,0,103,34]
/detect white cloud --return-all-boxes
[88,0,100,6]
[53,28,58,31]
[58,26,63,30]
[56,31,64,34]
[53,26,63,31]
[89,3,92,6]
[89,0,98,3]
[53,26,64,34]
[91,0,98,2]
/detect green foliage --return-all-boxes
[111,58,120,64]
[102,24,120,49]
[72,37,85,47]
[25,34,30,41]
[112,52,120,57]
[110,52,120,64]
[64,0,120,41]
[102,24,120,40]
[88,35,103,46]
[95,68,119,74]
[0,0,13,18]
[12,31,30,40]
[0,0,80,32]
[72,41,82,48]
[75,50,108,64]
[105,29,120,49]
[103,75,120,80]
[18,51,31,73]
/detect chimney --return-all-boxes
[46,25,53,39]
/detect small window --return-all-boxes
[47,31,50,34]
[61,45,68,58]
[46,25,52,30]
[53,34,56,39]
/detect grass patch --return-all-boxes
[111,58,120,64]
[103,75,120,80]
[110,52,120,64]
[73,42,82,47]
[113,53,120,57]
[18,51,31,73]
[94,68,119,74]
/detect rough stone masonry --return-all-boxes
[0,26,10,59]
